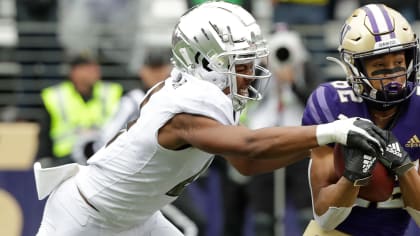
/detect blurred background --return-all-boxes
[1,0,420,235]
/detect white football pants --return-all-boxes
[36,177,183,236]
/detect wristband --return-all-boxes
[316,123,336,146]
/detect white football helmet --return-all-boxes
[338,4,419,110]
[171,1,271,111]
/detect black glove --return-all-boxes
[323,116,387,158]
[378,131,414,176]
[342,146,377,186]
[346,118,387,158]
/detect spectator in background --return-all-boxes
[36,52,123,167]
[270,1,330,97]
[267,29,324,236]
[267,29,323,110]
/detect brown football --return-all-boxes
[333,143,395,202]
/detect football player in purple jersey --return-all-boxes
[302,4,420,236]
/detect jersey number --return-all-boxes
[330,81,363,103]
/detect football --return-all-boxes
[333,143,395,202]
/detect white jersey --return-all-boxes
[75,69,236,229]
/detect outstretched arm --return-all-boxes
[159,113,319,157]
[159,113,386,173]
[224,146,310,175]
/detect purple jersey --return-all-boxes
[302,81,420,236]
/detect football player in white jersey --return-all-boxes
[34,2,387,236]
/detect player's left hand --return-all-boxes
[377,131,415,176]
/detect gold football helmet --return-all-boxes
[339,4,419,109]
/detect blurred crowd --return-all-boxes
[1,0,420,236]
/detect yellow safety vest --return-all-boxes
[41,81,123,158]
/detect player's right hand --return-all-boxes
[342,146,376,186]
[331,117,386,158]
